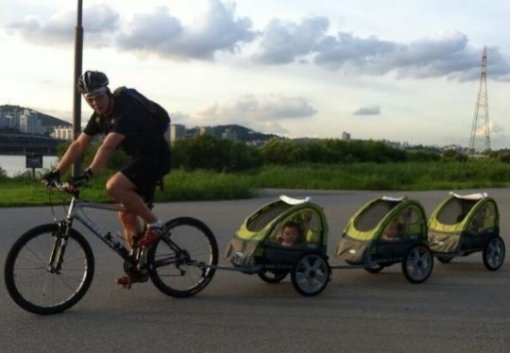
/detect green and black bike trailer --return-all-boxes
[224,195,330,296]
[335,196,434,283]
[428,192,505,270]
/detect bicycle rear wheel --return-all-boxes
[4,224,94,315]
[148,217,218,297]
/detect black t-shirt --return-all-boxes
[83,94,170,158]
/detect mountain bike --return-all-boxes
[4,183,219,315]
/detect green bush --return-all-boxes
[498,153,510,163]
[441,150,468,162]
[172,134,263,172]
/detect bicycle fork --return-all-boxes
[47,221,71,273]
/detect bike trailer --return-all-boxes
[225,195,328,269]
[428,192,505,270]
[336,196,429,265]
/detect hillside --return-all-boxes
[0,105,71,128]
[188,124,278,143]
[1,105,278,143]
[38,112,71,128]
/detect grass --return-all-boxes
[247,161,510,190]
[1,160,510,207]
[0,169,257,207]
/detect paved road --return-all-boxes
[1,189,509,353]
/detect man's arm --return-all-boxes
[87,132,125,174]
[55,133,94,173]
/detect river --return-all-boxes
[0,155,58,177]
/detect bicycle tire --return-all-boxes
[147,217,218,297]
[4,223,95,315]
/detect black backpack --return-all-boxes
[113,86,171,134]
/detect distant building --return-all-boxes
[1,105,71,135]
[342,131,351,141]
[51,126,74,140]
[0,106,21,130]
[0,116,10,129]
[170,124,186,144]
[198,126,218,137]
[19,109,44,134]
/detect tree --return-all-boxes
[172,134,262,171]
[260,138,301,164]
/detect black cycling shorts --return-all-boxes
[120,154,170,207]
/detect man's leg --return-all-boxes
[106,172,158,225]
[107,171,160,247]
[107,172,156,286]
[118,211,142,251]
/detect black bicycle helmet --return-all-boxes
[78,70,109,94]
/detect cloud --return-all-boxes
[116,0,258,60]
[353,105,381,116]
[468,121,508,150]
[6,5,119,45]
[253,17,329,64]
[314,32,397,70]
[191,94,317,127]
[168,111,190,124]
[253,18,510,81]
[257,121,290,136]
[488,123,509,150]
[485,48,510,82]
[5,0,256,60]
[5,2,510,80]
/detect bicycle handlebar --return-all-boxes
[42,180,81,198]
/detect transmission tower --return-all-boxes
[469,47,491,154]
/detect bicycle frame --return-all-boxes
[62,194,218,287]
[63,194,131,259]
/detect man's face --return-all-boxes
[84,92,111,115]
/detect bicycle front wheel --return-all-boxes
[148,217,218,297]
[4,224,94,315]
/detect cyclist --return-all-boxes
[42,70,171,287]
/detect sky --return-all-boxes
[1,0,509,149]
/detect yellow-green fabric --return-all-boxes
[428,195,499,234]
[341,197,427,241]
[234,199,328,245]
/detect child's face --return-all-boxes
[385,222,398,237]
[281,226,299,244]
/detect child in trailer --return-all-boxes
[382,219,402,241]
[277,221,301,246]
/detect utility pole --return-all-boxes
[469,47,490,154]
[72,0,83,176]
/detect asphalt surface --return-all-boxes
[0,188,509,353]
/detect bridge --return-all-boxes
[0,132,64,155]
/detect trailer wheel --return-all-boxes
[291,254,330,296]
[402,245,434,284]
